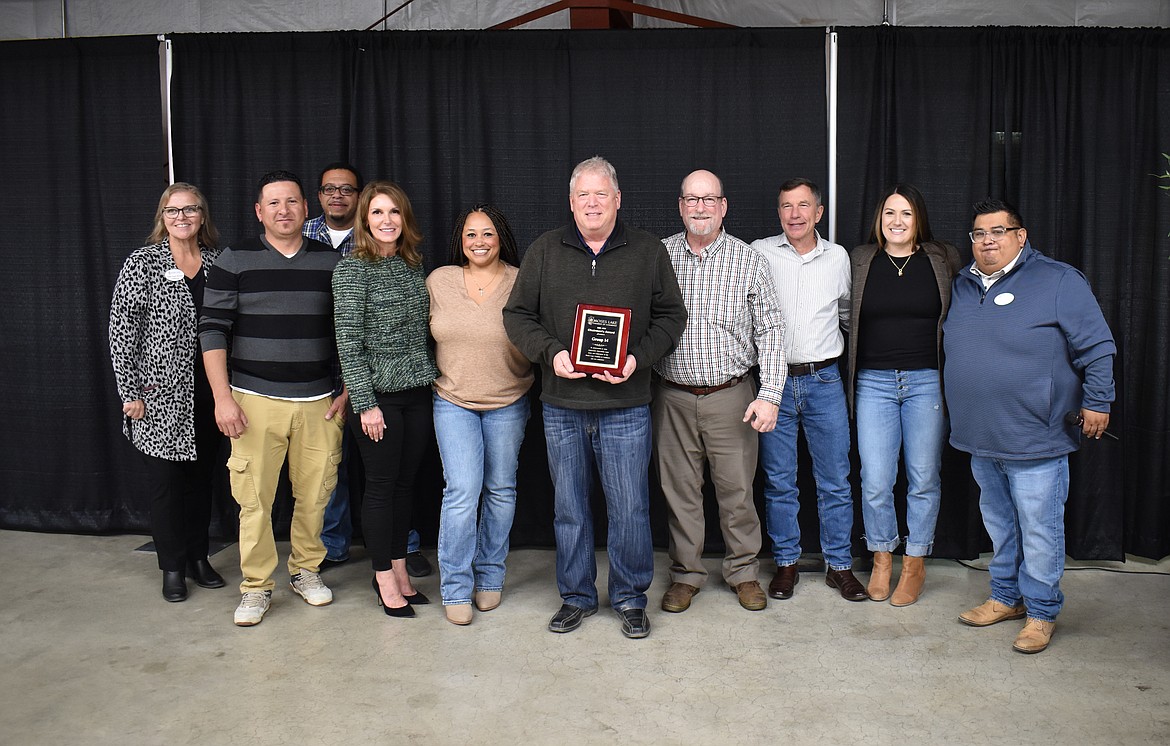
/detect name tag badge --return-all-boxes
[993,292,1014,306]
[164,268,184,282]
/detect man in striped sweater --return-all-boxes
[200,170,348,627]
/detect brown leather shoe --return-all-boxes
[1013,617,1056,654]
[890,555,925,607]
[768,565,799,599]
[825,568,869,601]
[868,551,892,601]
[661,582,700,613]
[959,599,1027,627]
[732,580,767,611]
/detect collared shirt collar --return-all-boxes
[970,242,1027,289]
[572,220,624,255]
[687,228,728,259]
[779,230,827,261]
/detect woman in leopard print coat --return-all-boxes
[109,183,226,603]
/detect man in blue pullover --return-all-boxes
[943,199,1115,654]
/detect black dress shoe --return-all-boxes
[372,576,415,618]
[162,570,188,602]
[618,608,651,639]
[825,568,869,601]
[405,551,433,578]
[186,559,226,589]
[319,555,350,571]
[402,589,430,605]
[768,565,799,599]
[548,603,597,633]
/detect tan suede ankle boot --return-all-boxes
[867,551,893,602]
[890,555,925,606]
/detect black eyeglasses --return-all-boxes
[681,195,723,207]
[319,185,358,196]
[162,205,201,219]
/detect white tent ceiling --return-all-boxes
[3,0,1167,40]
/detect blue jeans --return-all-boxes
[542,403,654,611]
[759,362,855,570]
[970,455,1069,622]
[321,426,353,561]
[433,394,529,606]
[855,368,945,557]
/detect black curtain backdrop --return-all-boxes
[0,36,167,532]
[169,28,830,552]
[2,28,1167,561]
[836,26,1170,560]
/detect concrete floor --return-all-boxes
[1,529,1167,746]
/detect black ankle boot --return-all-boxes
[162,570,188,602]
[186,558,226,589]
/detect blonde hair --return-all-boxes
[147,182,219,247]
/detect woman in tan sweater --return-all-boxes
[428,204,534,625]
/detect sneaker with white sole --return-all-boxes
[291,571,333,606]
[234,590,272,626]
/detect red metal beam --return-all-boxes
[491,1,736,30]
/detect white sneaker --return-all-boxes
[234,590,272,626]
[291,571,333,606]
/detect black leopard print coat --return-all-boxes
[109,240,220,461]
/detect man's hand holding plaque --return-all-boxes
[568,303,633,379]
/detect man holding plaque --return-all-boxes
[751,178,867,602]
[653,169,787,614]
[504,156,687,639]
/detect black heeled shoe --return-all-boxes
[186,558,226,589]
[403,589,430,605]
[162,570,188,602]
[372,576,415,617]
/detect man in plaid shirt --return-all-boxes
[652,169,787,614]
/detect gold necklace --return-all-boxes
[464,263,503,296]
[886,249,914,277]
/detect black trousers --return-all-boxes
[348,387,433,571]
[139,398,221,571]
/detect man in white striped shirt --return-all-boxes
[751,178,867,602]
[653,169,788,614]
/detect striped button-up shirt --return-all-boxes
[654,230,787,405]
[751,231,851,365]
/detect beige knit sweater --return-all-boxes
[427,264,533,410]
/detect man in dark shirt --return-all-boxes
[504,156,687,639]
[200,170,348,627]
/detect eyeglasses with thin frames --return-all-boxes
[969,226,1022,242]
[681,195,723,207]
[319,185,358,196]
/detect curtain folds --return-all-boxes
[837,27,1170,559]
[0,36,165,533]
[2,27,1166,559]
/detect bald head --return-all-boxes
[678,170,727,250]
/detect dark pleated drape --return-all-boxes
[2,27,1167,561]
[0,36,166,532]
[168,28,829,550]
[836,27,1170,559]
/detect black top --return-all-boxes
[856,249,941,370]
[185,268,207,317]
[185,269,213,402]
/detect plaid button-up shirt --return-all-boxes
[654,229,787,404]
[303,214,355,257]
